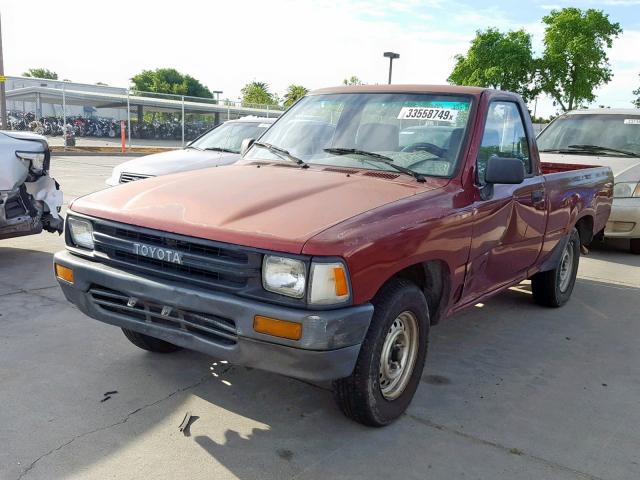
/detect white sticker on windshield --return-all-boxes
[397,107,458,122]
[258,123,271,128]
[624,119,640,125]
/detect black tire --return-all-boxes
[630,239,640,255]
[332,278,430,427]
[531,228,580,307]
[121,328,182,353]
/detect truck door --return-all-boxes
[461,100,547,303]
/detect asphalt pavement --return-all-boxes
[1,155,639,480]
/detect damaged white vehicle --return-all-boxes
[0,131,63,240]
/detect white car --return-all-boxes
[538,108,640,253]
[0,130,63,240]
[106,117,276,186]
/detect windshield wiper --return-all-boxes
[566,144,640,158]
[324,148,426,183]
[253,142,309,168]
[204,146,238,154]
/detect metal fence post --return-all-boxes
[62,83,66,126]
[266,104,270,118]
[126,89,131,149]
[181,95,185,147]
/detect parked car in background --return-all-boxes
[55,85,612,426]
[106,117,276,186]
[538,109,640,253]
[0,131,63,240]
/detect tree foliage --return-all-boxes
[539,8,622,111]
[22,68,58,80]
[241,81,277,106]
[130,68,212,98]
[448,28,536,101]
[283,84,309,108]
[343,76,364,86]
[633,74,640,108]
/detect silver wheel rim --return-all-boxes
[558,241,575,293]
[379,311,419,400]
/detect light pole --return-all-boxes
[0,14,7,128]
[383,51,400,85]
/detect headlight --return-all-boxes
[309,262,350,305]
[67,217,94,249]
[262,255,306,298]
[16,151,47,174]
[613,182,640,198]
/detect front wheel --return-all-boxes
[531,228,580,307]
[121,328,182,353]
[630,238,640,255]
[332,278,430,427]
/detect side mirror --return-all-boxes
[485,155,525,184]
[240,138,255,156]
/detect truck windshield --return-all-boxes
[538,114,640,157]
[245,93,472,178]
[190,121,270,153]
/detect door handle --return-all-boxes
[531,189,545,207]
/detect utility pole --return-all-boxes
[0,14,7,129]
[383,51,400,85]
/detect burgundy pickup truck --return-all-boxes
[54,85,613,426]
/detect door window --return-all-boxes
[477,102,531,185]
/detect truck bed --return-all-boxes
[541,161,601,174]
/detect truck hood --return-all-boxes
[72,164,441,253]
[107,148,240,185]
[540,152,640,182]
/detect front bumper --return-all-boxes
[605,198,640,239]
[53,250,373,381]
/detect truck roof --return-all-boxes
[564,108,640,116]
[309,84,492,96]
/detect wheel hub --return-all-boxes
[379,311,419,400]
[558,242,575,292]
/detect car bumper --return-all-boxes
[53,250,373,381]
[605,199,640,239]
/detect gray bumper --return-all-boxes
[54,250,373,381]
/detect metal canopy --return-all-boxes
[6,86,282,116]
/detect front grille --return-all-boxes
[91,220,262,292]
[119,172,154,183]
[89,286,237,345]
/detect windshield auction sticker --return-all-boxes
[624,119,640,125]
[397,106,458,122]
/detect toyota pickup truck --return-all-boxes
[54,85,613,427]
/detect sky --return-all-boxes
[2,0,639,118]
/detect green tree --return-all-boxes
[130,68,212,98]
[22,68,58,80]
[448,28,536,101]
[343,76,364,86]
[539,8,622,111]
[633,74,640,108]
[283,84,309,108]
[241,81,276,106]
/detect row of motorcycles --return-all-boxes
[6,111,212,141]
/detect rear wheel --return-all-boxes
[333,278,429,427]
[121,328,181,353]
[630,239,640,255]
[531,228,580,307]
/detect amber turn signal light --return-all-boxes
[55,264,74,283]
[254,315,302,341]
